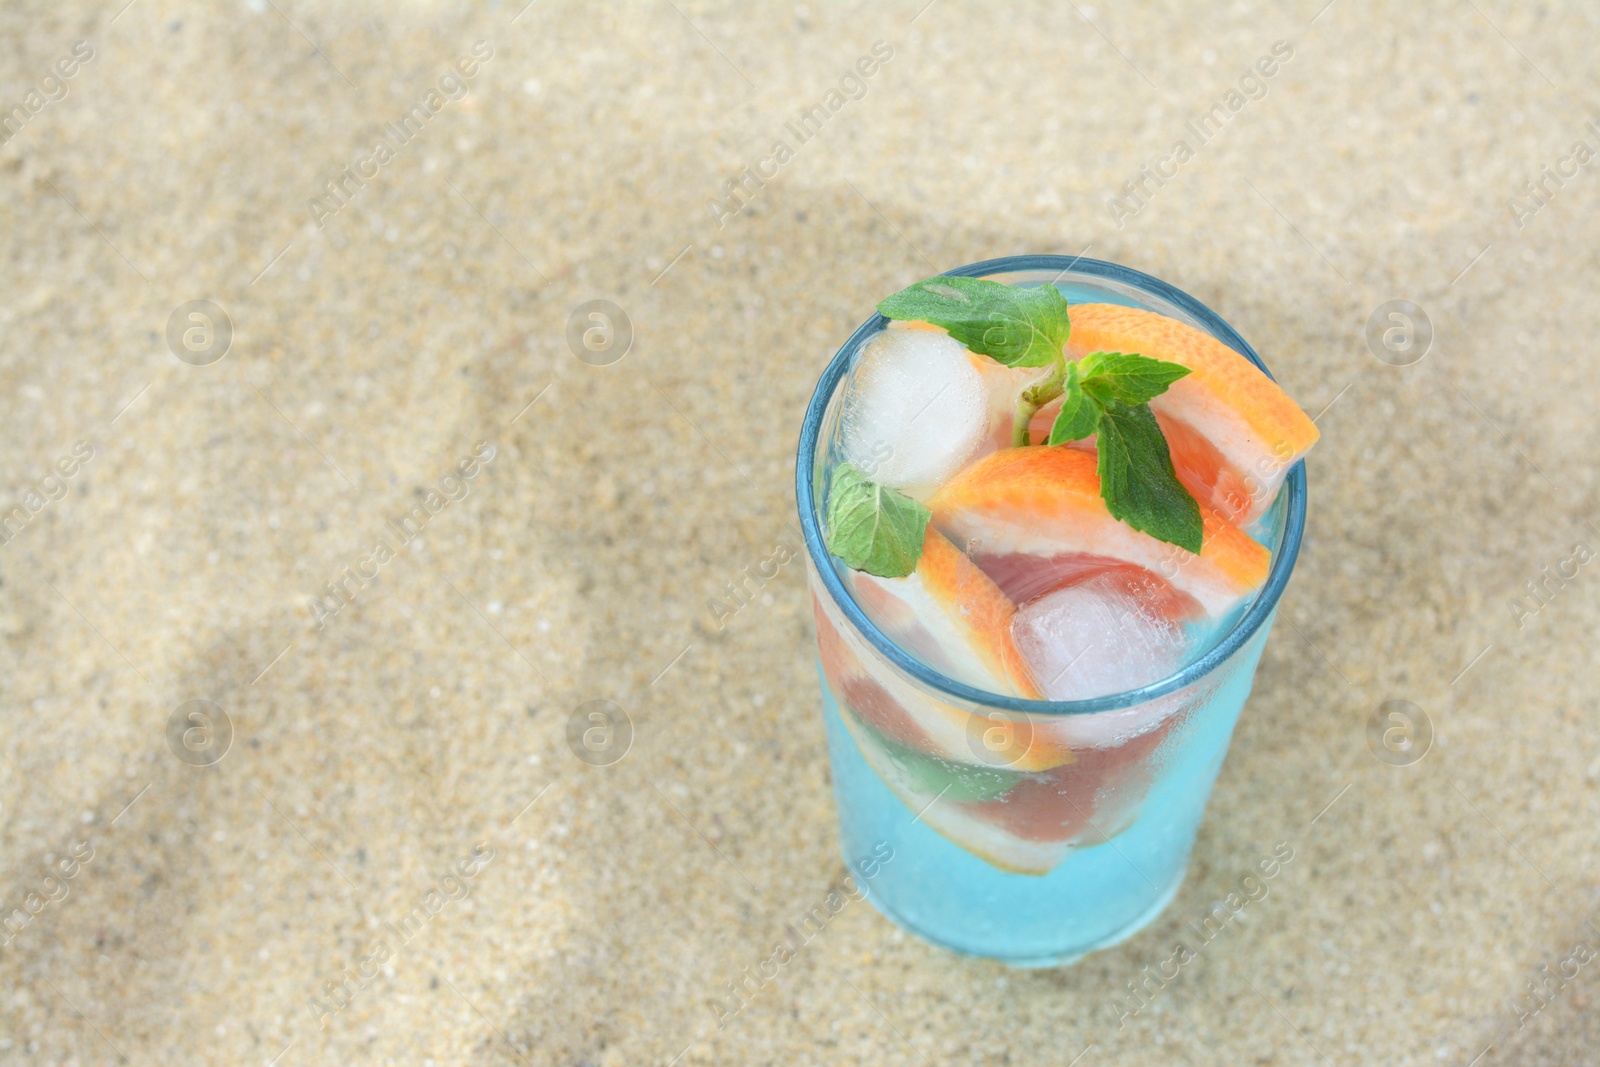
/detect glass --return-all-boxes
[795,255,1307,967]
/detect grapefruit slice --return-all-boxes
[832,668,1194,875]
[832,704,1068,875]
[964,719,1174,845]
[929,446,1269,618]
[975,552,1203,621]
[846,527,1042,700]
[1065,303,1318,524]
[812,585,1073,772]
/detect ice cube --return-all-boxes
[1011,571,1190,701]
[840,330,987,491]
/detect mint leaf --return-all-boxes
[1047,363,1100,445]
[877,276,1070,369]
[824,462,931,578]
[1080,351,1191,405]
[1095,401,1202,553]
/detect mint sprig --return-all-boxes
[1051,352,1193,440]
[1044,352,1200,552]
[1046,362,1099,444]
[1095,400,1202,553]
[824,462,931,578]
[877,276,1070,369]
[1078,351,1192,405]
[873,274,1206,555]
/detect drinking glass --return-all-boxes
[796,255,1307,966]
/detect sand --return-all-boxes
[1,1,1597,1063]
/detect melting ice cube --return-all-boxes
[840,329,987,491]
[1012,571,1191,701]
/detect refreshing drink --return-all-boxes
[796,256,1316,966]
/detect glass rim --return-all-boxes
[794,253,1308,717]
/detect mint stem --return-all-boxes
[1011,358,1068,447]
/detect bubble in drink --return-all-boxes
[840,330,987,490]
[1012,570,1191,701]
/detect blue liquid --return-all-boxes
[820,615,1273,967]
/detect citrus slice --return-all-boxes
[830,703,1061,874]
[812,583,1072,773]
[964,721,1172,844]
[929,446,1269,618]
[835,685,1188,875]
[976,553,1203,620]
[847,527,1042,699]
[1065,303,1318,524]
